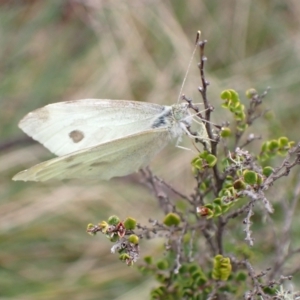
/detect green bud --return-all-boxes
[191,157,204,171]
[256,174,264,185]
[245,88,257,99]
[243,170,258,185]
[98,221,109,233]
[109,234,119,242]
[128,234,139,244]
[263,166,273,177]
[289,141,295,148]
[221,127,231,138]
[199,150,209,159]
[124,217,137,230]
[197,206,213,217]
[163,213,181,227]
[278,136,289,147]
[268,140,279,151]
[157,259,169,270]
[237,123,248,131]
[236,271,247,281]
[233,179,246,190]
[108,215,120,226]
[144,256,152,265]
[206,154,217,167]
[86,223,96,236]
[264,110,274,120]
[220,90,231,100]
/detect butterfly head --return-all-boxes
[171,103,192,126]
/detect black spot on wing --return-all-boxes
[69,130,84,143]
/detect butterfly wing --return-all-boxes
[12,129,170,182]
[19,99,166,156]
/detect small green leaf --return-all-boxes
[119,253,130,261]
[199,150,209,159]
[278,149,288,156]
[195,277,207,286]
[229,89,239,104]
[155,274,167,283]
[213,198,222,206]
[191,157,204,172]
[261,141,269,152]
[237,123,248,131]
[189,264,200,273]
[214,205,222,216]
[204,204,214,210]
[221,102,230,109]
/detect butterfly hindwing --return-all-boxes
[12,129,170,182]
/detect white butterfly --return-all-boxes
[12,99,207,182]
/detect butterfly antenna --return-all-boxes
[177,31,201,104]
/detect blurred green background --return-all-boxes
[1,0,300,299]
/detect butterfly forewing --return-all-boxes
[19,99,166,156]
